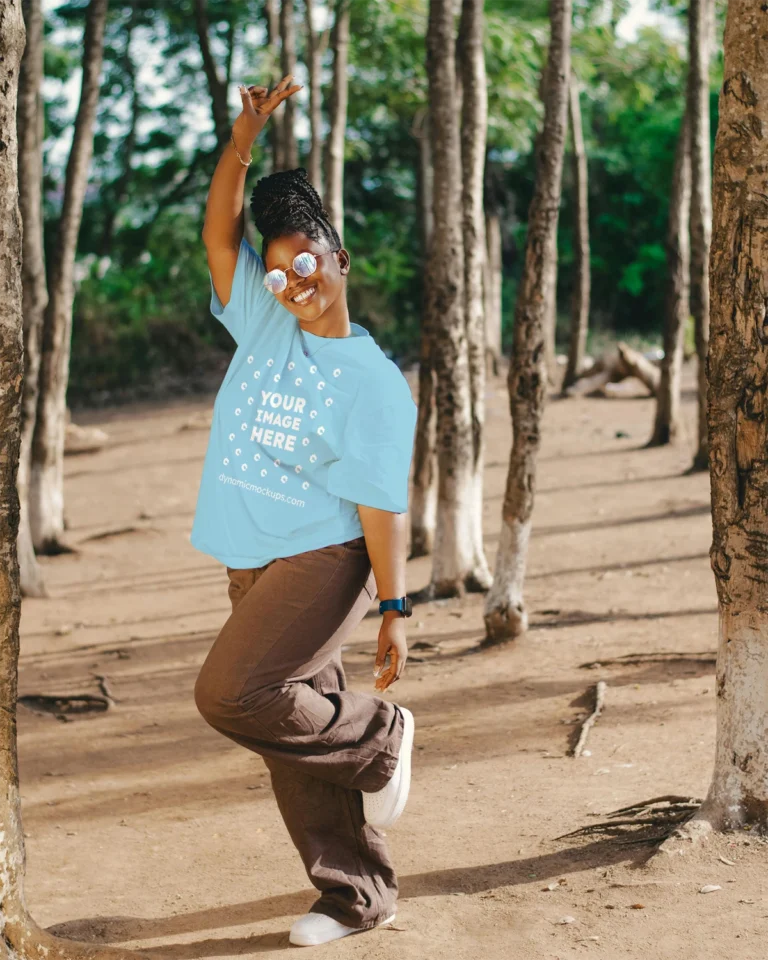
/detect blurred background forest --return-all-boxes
[40,0,719,405]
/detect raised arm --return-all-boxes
[202,75,302,307]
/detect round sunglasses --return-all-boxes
[262,250,339,296]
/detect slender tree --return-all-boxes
[648,109,691,446]
[458,0,492,589]
[16,0,48,597]
[100,0,141,256]
[689,0,713,471]
[562,71,590,391]
[483,154,503,377]
[422,0,486,596]
[671,0,768,838]
[324,0,350,241]
[28,0,109,554]
[304,0,325,191]
[280,0,299,169]
[264,0,284,172]
[484,0,572,641]
[193,0,230,146]
[410,106,437,557]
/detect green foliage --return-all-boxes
[38,0,720,400]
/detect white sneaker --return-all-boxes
[288,911,396,946]
[362,706,414,829]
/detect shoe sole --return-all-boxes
[374,706,414,829]
[289,913,396,946]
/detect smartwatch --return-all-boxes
[379,596,413,617]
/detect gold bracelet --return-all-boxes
[231,133,252,167]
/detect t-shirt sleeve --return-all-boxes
[209,238,273,344]
[326,373,417,513]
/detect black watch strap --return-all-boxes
[378,596,412,617]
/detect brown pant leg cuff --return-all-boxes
[309,900,397,931]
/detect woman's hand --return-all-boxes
[374,615,408,692]
[233,74,303,149]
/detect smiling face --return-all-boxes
[264,232,350,323]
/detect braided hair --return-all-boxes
[250,167,341,261]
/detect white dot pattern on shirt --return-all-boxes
[224,359,345,492]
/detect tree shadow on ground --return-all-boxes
[46,837,643,955]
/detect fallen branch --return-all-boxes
[571,680,607,757]
[65,421,109,455]
[18,691,112,721]
[564,342,662,398]
[616,341,661,395]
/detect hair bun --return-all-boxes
[249,166,341,259]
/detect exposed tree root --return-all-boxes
[571,680,607,757]
[580,651,716,670]
[4,917,151,960]
[555,795,702,846]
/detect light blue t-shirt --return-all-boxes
[189,239,418,569]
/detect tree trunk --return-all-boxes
[648,109,691,447]
[689,0,713,472]
[0,9,147,956]
[279,0,299,170]
[29,0,108,555]
[304,0,324,192]
[100,0,140,257]
[16,0,47,598]
[562,72,590,392]
[264,0,284,173]
[410,106,437,558]
[458,0,492,591]
[193,0,230,147]
[682,0,768,835]
[324,0,350,243]
[484,0,571,642]
[483,154,503,377]
[538,60,561,390]
[420,0,480,597]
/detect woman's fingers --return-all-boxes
[275,83,302,104]
[375,647,399,691]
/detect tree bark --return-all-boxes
[304,0,324,192]
[458,0,492,590]
[672,0,768,835]
[324,0,350,243]
[100,0,140,257]
[410,106,437,558]
[421,0,481,597]
[648,108,691,446]
[483,155,503,377]
[193,0,230,147]
[538,61,561,389]
[264,0,284,173]
[16,0,47,597]
[484,0,571,642]
[29,0,108,555]
[279,0,299,170]
[1,8,149,955]
[689,0,713,472]
[562,72,590,392]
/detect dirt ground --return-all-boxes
[18,360,768,960]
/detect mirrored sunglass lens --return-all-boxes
[293,252,317,278]
[264,270,287,293]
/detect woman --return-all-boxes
[190,74,417,947]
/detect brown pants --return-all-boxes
[194,535,404,929]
